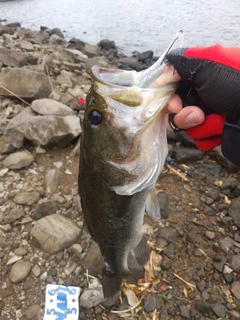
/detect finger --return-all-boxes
[173,106,205,129]
[164,94,183,114]
[157,65,182,86]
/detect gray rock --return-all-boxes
[24,115,81,148]
[4,208,24,224]
[143,293,162,312]
[157,192,169,219]
[0,68,52,99]
[65,261,77,276]
[158,227,178,243]
[4,107,36,148]
[17,29,49,44]
[80,280,104,308]
[33,200,58,220]
[231,281,240,299]
[45,169,65,193]
[31,99,75,116]
[0,24,15,35]
[212,257,227,272]
[212,303,225,317]
[204,206,216,216]
[13,192,40,206]
[70,244,83,256]
[171,147,204,163]
[99,39,115,50]
[9,260,31,283]
[138,50,154,61]
[85,56,110,74]
[83,43,101,58]
[31,213,81,254]
[62,48,87,63]
[219,236,234,252]
[179,305,191,319]
[229,197,240,228]
[230,255,240,273]
[51,27,64,38]
[0,47,37,67]
[25,304,43,320]
[119,57,140,69]
[49,34,66,45]
[2,151,34,169]
[219,177,238,190]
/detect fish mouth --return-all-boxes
[91,65,177,123]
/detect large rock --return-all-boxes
[16,29,49,44]
[83,44,101,58]
[4,108,81,148]
[3,107,36,148]
[0,68,52,99]
[31,99,75,116]
[0,47,38,67]
[30,213,81,254]
[24,114,81,147]
[0,24,15,35]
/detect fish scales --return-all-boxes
[79,31,184,298]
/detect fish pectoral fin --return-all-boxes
[132,233,150,266]
[145,188,161,221]
[102,272,123,299]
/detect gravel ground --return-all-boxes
[0,22,240,320]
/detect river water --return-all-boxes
[1,0,240,56]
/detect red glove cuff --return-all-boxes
[185,114,225,151]
[185,45,240,71]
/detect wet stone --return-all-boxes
[143,293,162,313]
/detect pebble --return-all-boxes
[231,281,240,299]
[9,260,31,283]
[80,281,104,308]
[143,293,162,312]
[230,255,240,273]
[2,151,34,169]
[25,304,43,320]
[212,302,226,317]
[13,192,40,206]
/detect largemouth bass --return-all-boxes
[79,31,184,298]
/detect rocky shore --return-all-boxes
[0,23,240,320]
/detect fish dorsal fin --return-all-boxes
[145,188,161,221]
[132,233,150,266]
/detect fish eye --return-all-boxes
[88,109,102,125]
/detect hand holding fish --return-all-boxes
[158,45,240,166]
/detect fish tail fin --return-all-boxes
[102,272,123,299]
[132,233,150,266]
